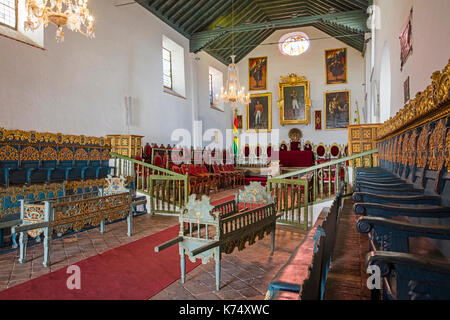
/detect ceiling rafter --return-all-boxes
[137,0,370,65]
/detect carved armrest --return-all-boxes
[367,251,450,278]
[352,192,441,206]
[353,202,450,218]
[356,216,450,240]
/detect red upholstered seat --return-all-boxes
[267,146,272,158]
[153,154,163,168]
[256,146,261,157]
[303,143,312,151]
[290,142,300,151]
[280,143,288,151]
[244,146,250,157]
[330,145,340,158]
[316,145,326,157]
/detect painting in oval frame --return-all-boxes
[246,93,272,132]
[324,90,350,130]
[277,74,311,125]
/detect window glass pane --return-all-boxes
[0,0,16,28]
[162,47,172,89]
[209,74,213,103]
[163,75,172,88]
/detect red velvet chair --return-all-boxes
[181,164,202,195]
[195,164,218,194]
[226,164,244,185]
[290,142,300,151]
[330,144,341,159]
[212,163,231,188]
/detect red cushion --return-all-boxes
[330,146,339,157]
[317,146,326,157]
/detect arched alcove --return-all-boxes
[379,43,391,122]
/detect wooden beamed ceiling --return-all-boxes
[137,0,370,65]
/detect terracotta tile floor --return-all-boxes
[0,188,307,300]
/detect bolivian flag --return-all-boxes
[233,110,239,156]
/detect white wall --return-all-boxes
[236,26,365,148]
[0,0,228,147]
[366,0,450,122]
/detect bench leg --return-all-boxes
[215,247,221,291]
[271,224,276,255]
[43,227,51,267]
[18,231,28,263]
[127,211,132,237]
[100,219,105,234]
[179,245,185,284]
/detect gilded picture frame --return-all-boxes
[248,56,267,91]
[246,93,272,132]
[325,48,347,85]
[324,90,351,130]
[278,74,311,125]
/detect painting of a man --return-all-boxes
[324,91,350,129]
[247,93,271,132]
[282,85,306,121]
[249,57,267,91]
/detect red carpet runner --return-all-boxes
[0,225,200,300]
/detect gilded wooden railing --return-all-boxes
[110,152,188,215]
[268,149,378,229]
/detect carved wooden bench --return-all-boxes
[9,175,138,267]
[154,182,280,291]
[265,183,344,300]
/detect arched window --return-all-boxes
[0,0,17,29]
[279,32,310,56]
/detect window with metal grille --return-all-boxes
[162,47,173,90]
[0,0,16,29]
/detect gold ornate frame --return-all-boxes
[246,92,272,133]
[323,89,351,130]
[278,74,311,125]
[325,48,348,85]
[248,56,268,91]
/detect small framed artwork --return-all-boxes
[237,115,243,129]
[324,90,350,130]
[278,74,311,125]
[400,8,413,71]
[246,93,271,132]
[248,57,267,91]
[325,48,347,85]
[404,76,410,103]
[314,110,322,130]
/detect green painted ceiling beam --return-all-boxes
[185,0,232,34]
[173,0,209,26]
[190,10,368,53]
[137,0,191,39]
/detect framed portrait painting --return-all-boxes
[237,115,243,130]
[324,90,350,130]
[248,57,267,91]
[246,93,271,132]
[278,74,311,125]
[325,48,347,85]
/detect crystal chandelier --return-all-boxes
[215,0,250,109]
[217,55,250,107]
[24,0,95,43]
